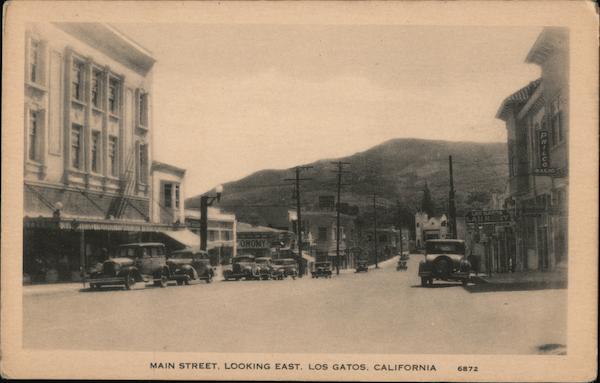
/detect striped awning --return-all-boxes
[23,216,175,232]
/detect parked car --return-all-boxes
[396,259,408,271]
[167,248,214,285]
[223,255,260,281]
[355,259,369,273]
[88,242,170,290]
[311,261,332,278]
[255,257,283,280]
[418,239,471,286]
[272,258,298,279]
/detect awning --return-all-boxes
[301,251,315,264]
[160,228,200,249]
[24,216,174,232]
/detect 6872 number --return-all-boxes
[457,366,478,372]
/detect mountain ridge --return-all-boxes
[186,138,508,226]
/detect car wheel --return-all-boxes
[433,257,452,276]
[184,269,194,285]
[157,270,168,288]
[124,272,136,290]
[420,277,427,287]
[90,283,98,290]
[428,277,434,286]
[176,280,183,286]
[206,273,213,284]
[462,279,469,286]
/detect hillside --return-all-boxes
[186,138,508,226]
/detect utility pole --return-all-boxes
[448,155,457,239]
[373,193,379,268]
[285,166,313,277]
[331,161,350,275]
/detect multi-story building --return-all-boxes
[22,23,187,283]
[496,27,568,272]
[298,210,357,268]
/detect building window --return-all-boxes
[208,230,217,242]
[222,231,231,241]
[163,183,172,208]
[91,70,103,109]
[138,91,149,127]
[108,136,118,177]
[71,60,84,101]
[109,78,120,114]
[551,98,563,146]
[28,110,39,161]
[318,227,328,242]
[174,184,180,208]
[91,131,101,173]
[29,39,40,83]
[71,124,82,169]
[138,143,148,184]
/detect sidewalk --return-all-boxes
[337,254,400,274]
[23,282,85,297]
[467,268,567,293]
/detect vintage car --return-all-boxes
[88,242,170,290]
[311,261,332,278]
[400,252,410,261]
[418,239,471,286]
[396,259,408,271]
[355,259,369,273]
[255,257,283,280]
[272,258,299,279]
[223,255,261,281]
[167,248,214,285]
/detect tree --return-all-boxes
[420,182,436,217]
[395,200,416,240]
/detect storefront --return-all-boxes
[23,216,182,283]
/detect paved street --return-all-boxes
[24,255,566,354]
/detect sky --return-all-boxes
[115,24,542,196]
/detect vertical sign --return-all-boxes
[538,130,549,169]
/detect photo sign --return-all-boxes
[237,238,270,249]
[465,210,511,224]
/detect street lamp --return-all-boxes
[200,185,223,252]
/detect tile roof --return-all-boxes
[496,78,542,121]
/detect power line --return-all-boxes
[331,161,350,275]
[283,166,313,277]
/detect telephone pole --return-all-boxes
[373,193,379,268]
[331,161,350,275]
[448,155,457,239]
[284,166,313,277]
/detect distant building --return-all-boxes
[496,27,568,273]
[415,212,449,248]
[358,226,401,264]
[296,210,357,268]
[151,161,185,225]
[185,207,236,264]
